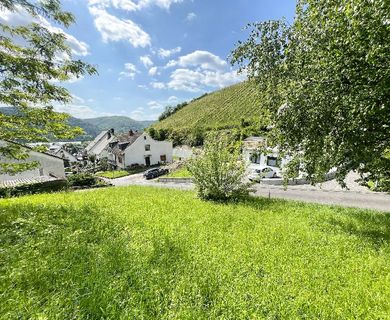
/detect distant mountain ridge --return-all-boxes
[0,107,155,141]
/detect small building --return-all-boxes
[107,130,173,168]
[243,136,288,170]
[85,128,116,158]
[0,141,66,186]
[173,145,193,161]
[53,148,78,166]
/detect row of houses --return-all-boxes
[0,129,286,187]
[0,129,174,186]
[85,129,173,168]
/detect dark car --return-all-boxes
[143,168,169,180]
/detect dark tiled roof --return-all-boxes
[109,132,142,156]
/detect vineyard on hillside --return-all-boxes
[153,81,264,131]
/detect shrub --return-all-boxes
[67,173,98,187]
[187,131,250,201]
[0,179,68,198]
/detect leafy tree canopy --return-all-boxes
[231,0,390,185]
[0,0,97,174]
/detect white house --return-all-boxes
[0,141,65,185]
[85,129,116,158]
[243,136,289,171]
[107,130,173,168]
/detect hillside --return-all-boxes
[153,81,263,131]
[0,108,154,141]
[84,116,154,133]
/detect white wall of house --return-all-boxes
[173,145,193,160]
[242,137,289,171]
[0,142,65,182]
[117,133,173,168]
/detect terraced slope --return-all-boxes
[153,81,262,131]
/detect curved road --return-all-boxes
[108,173,390,212]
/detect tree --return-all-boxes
[187,132,250,201]
[0,0,97,174]
[230,0,390,185]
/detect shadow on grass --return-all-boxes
[326,209,390,248]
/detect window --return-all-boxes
[250,153,260,164]
[267,156,278,167]
[144,135,147,140]
[145,144,151,151]
[160,155,167,162]
[118,156,123,164]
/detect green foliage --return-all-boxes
[0,187,389,318]
[166,167,192,178]
[152,81,269,134]
[96,170,129,179]
[158,102,188,122]
[231,0,390,185]
[188,132,250,201]
[0,0,97,173]
[0,179,67,198]
[67,173,98,187]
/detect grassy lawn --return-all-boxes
[0,187,389,319]
[167,167,192,178]
[96,170,129,179]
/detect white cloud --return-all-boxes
[158,46,181,58]
[148,66,158,76]
[150,81,166,89]
[172,50,228,71]
[119,63,139,80]
[167,96,179,103]
[148,101,163,109]
[186,12,197,22]
[167,68,244,92]
[140,55,154,68]
[88,0,184,11]
[0,6,90,57]
[88,6,151,47]
[165,59,177,68]
[138,84,148,89]
[162,50,244,92]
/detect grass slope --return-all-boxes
[1,187,389,319]
[153,81,262,131]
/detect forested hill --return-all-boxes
[152,81,263,132]
[0,108,154,141]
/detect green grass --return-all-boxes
[166,167,192,178]
[1,187,389,319]
[153,81,263,131]
[96,170,129,179]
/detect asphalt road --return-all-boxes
[108,174,390,212]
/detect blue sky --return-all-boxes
[6,0,297,120]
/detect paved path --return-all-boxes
[107,174,390,212]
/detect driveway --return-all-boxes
[107,173,390,212]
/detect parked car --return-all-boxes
[248,167,278,182]
[143,168,169,180]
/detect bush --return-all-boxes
[67,173,98,187]
[0,179,68,198]
[187,131,250,201]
